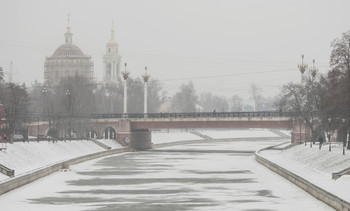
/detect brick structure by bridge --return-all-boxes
[26,111,300,150]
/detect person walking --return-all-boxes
[2,133,7,142]
[318,136,323,149]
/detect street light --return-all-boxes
[310,119,313,148]
[304,119,307,146]
[328,118,331,152]
[299,118,302,144]
[122,62,130,116]
[343,118,346,155]
[37,87,49,142]
[142,66,150,118]
[66,89,71,141]
[298,54,308,85]
[309,59,318,79]
[42,87,48,116]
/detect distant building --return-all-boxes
[44,18,94,86]
[103,22,121,84]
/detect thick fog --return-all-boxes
[1,0,350,99]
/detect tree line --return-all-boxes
[1,30,349,141]
[275,31,350,145]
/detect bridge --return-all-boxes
[24,111,302,150]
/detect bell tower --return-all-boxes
[103,19,121,83]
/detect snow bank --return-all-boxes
[0,129,292,184]
[279,143,350,174]
[151,131,203,144]
[97,139,123,149]
[261,143,350,202]
[0,140,106,181]
[196,128,280,139]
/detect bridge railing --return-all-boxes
[20,111,295,121]
[93,111,293,119]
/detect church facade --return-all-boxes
[44,20,94,86]
[44,18,122,86]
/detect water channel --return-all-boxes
[0,141,333,211]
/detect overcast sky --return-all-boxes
[1,0,350,99]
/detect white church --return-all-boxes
[44,17,122,86]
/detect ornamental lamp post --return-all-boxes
[310,119,313,148]
[42,87,48,112]
[66,89,71,141]
[309,59,318,79]
[122,62,130,116]
[298,54,308,85]
[40,87,48,142]
[343,118,346,155]
[304,119,307,146]
[299,118,302,143]
[328,118,331,152]
[142,66,150,118]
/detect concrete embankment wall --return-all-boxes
[0,148,130,195]
[255,149,350,211]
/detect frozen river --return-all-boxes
[0,141,333,210]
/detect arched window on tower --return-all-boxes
[109,48,111,53]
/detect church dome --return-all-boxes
[52,44,85,57]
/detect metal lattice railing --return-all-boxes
[20,111,295,120]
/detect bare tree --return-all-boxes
[276,70,327,141]
[0,67,3,81]
[326,31,350,147]
[1,83,28,142]
[172,81,197,112]
[230,95,243,112]
[199,92,229,112]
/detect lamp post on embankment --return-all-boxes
[310,119,313,148]
[342,118,346,155]
[304,120,307,146]
[328,118,332,152]
[122,62,129,117]
[66,89,71,141]
[142,66,150,118]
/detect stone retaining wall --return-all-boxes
[0,148,131,195]
[255,149,350,211]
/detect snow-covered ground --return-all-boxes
[97,139,124,149]
[197,128,280,139]
[151,130,203,144]
[261,142,350,203]
[0,140,333,211]
[1,128,350,209]
[0,139,122,182]
[151,128,284,145]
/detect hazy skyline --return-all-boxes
[1,0,350,99]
